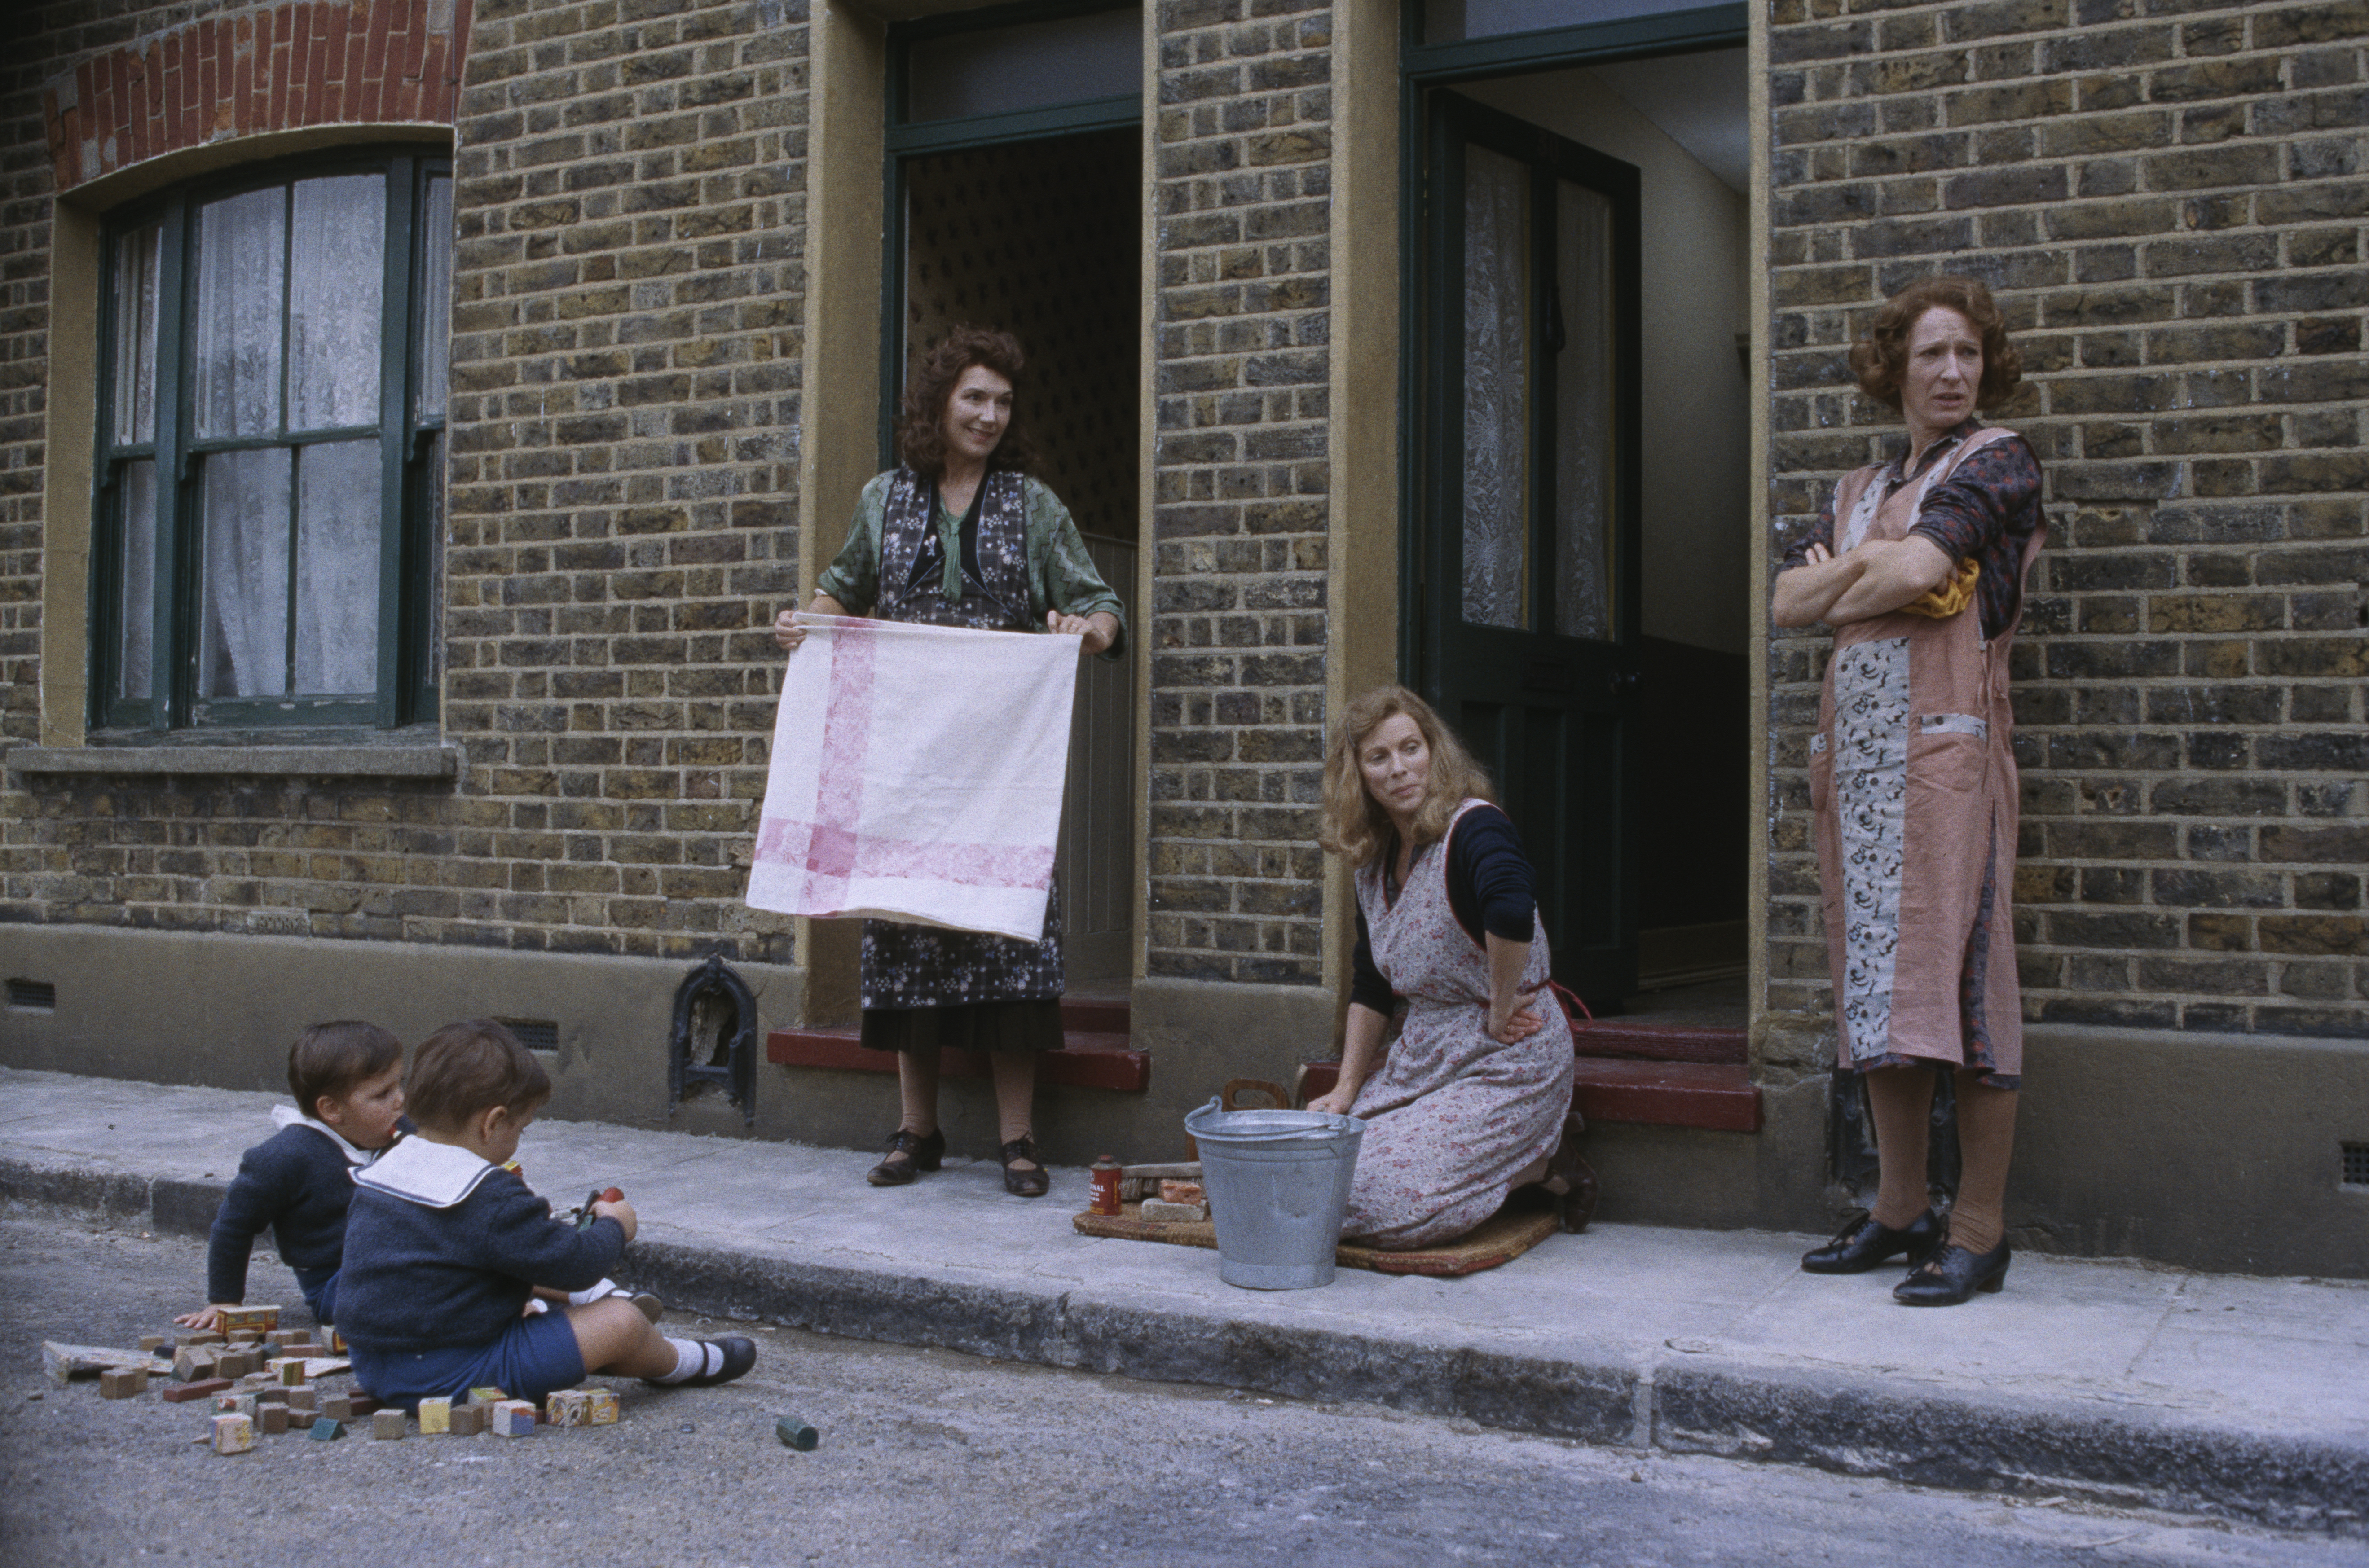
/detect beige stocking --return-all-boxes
[1865,1066,1935,1230]
[1947,1077,2018,1254]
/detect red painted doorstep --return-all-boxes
[1568,1018,1748,1065]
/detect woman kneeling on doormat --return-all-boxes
[1306,685,1593,1247]
[1773,273,2045,1306]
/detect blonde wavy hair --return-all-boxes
[1319,686,1496,870]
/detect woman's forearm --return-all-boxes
[809,593,849,617]
[1772,554,1867,628]
[1485,935,1532,1032]
[1823,536,1954,624]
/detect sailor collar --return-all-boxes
[353,1134,501,1208]
[270,1103,382,1169]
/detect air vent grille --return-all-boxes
[2343,1143,2369,1190]
[6,979,55,1011]
[501,1018,559,1054]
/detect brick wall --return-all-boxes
[1145,0,1335,985]
[1765,0,2369,1056]
[0,0,809,966]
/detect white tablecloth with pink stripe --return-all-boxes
[744,613,1078,942]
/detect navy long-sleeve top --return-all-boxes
[336,1164,625,1357]
[206,1120,406,1305]
[1350,804,1538,1014]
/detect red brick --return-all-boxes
[162,1378,234,1404]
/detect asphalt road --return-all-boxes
[1,1214,2356,1568]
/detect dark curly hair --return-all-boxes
[1848,275,2023,413]
[895,325,1038,478]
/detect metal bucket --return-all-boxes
[1183,1098,1365,1290]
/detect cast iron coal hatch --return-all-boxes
[669,954,757,1125]
[501,1019,559,1054]
[6,979,55,1011]
[2343,1143,2369,1190]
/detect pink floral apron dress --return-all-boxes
[1343,799,1576,1249]
[1810,426,2046,1082]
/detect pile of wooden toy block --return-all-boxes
[45,1305,624,1451]
[1121,1163,1210,1222]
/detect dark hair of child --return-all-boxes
[405,1019,552,1132]
[287,1021,405,1120]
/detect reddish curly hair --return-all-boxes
[894,325,1039,478]
[1848,275,2023,413]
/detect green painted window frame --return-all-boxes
[877,0,1142,466]
[91,145,450,733]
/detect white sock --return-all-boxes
[566,1279,628,1308]
[650,1338,720,1384]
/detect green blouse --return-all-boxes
[815,471,1128,660]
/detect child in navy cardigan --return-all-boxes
[337,1019,755,1409]
[177,1021,409,1332]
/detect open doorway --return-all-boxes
[888,48,1143,982]
[1415,45,1752,1010]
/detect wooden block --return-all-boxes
[238,1372,279,1392]
[774,1415,819,1451]
[545,1389,592,1427]
[211,1392,257,1419]
[219,1306,280,1334]
[186,1330,225,1347]
[584,1388,619,1426]
[42,1342,167,1385]
[263,1330,300,1349]
[465,1385,507,1406]
[309,1417,343,1441]
[259,1405,291,1435]
[256,1387,288,1405]
[371,1409,406,1440]
[489,1400,536,1437]
[270,1358,305,1385]
[227,1331,264,1347]
[100,1367,149,1399]
[162,1377,232,1404]
[322,1394,365,1422]
[447,1403,486,1436]
[171,1347,214,1381]
[286,1386,319,1413]
[329,1330,347,1354]
[140,1335,170,1354]
[210,1413,255,1454]
[417,1397,453,1435]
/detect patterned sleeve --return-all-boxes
[813,474,889,612]
[1027,480,1128,660]
[1909,438,2039,566]
[1781,483,1838,571]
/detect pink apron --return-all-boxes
[1810,427,2045,1081]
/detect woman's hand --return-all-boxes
[775,593,851,651]
[1047,609,1118,656]
[1484,1000,1546,1045]
[1306,1083,1360,1116]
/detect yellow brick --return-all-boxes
[418,1397,453,1435]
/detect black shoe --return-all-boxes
[1894,1239,2010,1306]
[1800,1208,1942,1274]
[999,1136,1050,1198]
[665,1336,757,1388]
[867,1127,945,1187]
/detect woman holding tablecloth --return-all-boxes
[1773,274,2043,1306]
[1306,686,1592,1247]
[772,326,1124,1197]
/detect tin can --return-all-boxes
[1089,1155,1123,1217]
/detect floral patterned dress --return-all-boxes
[1343,799,1575,1249]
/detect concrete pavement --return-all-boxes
[1,1066,2362,1536]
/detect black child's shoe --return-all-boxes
[1800,1208,1943,1274]
[867,1127,946,1187]
[664,1337,758,1388]
[1894,1238,2011,1306]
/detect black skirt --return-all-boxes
[858,998,1064,1055]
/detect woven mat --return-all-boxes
[1071,1197,1560,1278]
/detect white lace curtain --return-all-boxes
[1462,145,1532,631]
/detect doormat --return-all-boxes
[1071,1196,1561,1278]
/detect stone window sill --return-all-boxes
[5,741,461,780]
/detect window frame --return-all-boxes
[91,145,450,733]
